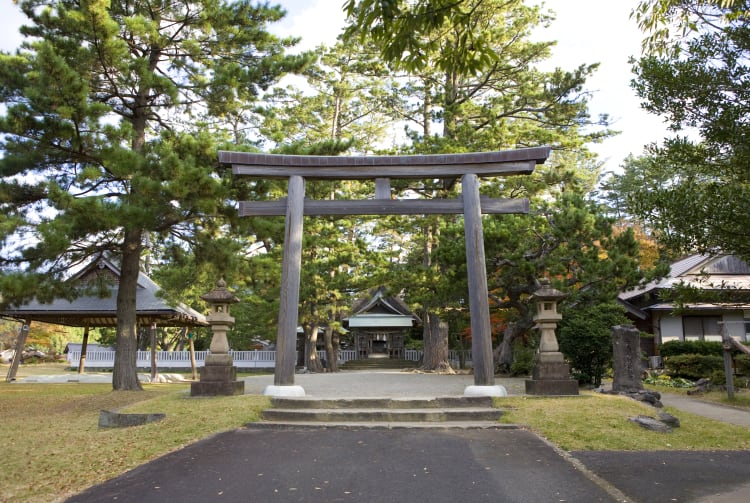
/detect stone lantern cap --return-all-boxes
[530,278,566,302]
[200,278,239,306]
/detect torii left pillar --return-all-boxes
[264,175,306,397]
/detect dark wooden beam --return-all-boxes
[462,174,494,387]
[275,175,305,387]
[221,146,549,180]
[238,197,529,216]
[375,178,391,199]
[5,320,30,382]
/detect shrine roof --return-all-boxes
[0,256,207,328]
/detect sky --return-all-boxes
[0,0,671,175]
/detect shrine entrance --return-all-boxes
[344,286,421,360]
[220,147,550,396]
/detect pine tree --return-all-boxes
[624,0,750,261]
[344,0,614,370]
[0,0,311,389]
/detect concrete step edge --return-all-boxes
[264,407,501,414]
[261,409,504,422]
[248,421,519,430]
[269,396,494,409]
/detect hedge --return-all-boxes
[736,354,750,375]
[659,340,724,357]
[664,354,724,380]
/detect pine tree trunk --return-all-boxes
[324,326,339,373]
[304,324,323,372]
[495,322,520,374]
[420,312,454,373]
[113,228,144,391]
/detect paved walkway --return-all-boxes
[660,392,750,428]
[66,428,621,503]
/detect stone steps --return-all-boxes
[258,396,510,429]
[339,358,417,370]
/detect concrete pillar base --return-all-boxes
[263,385,306,397]
[464,384,508,397]
[191,380,245,396]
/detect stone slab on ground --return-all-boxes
[98,410,166,428]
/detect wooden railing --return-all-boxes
[66,349,471,369]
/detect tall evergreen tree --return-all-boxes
[0,0,310,389]
[261,40,394,152]
[624,0,750,261]
[344,0,614,370]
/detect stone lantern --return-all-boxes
[190,278,245,396]
[525,278,579,395]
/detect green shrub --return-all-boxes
[510,341,535,377]
[558,302,629,386]
[709,369,727,386]
[735,354,750,376]
[664,354,724,380]
[643,371,694,388]
[659,340,723,357]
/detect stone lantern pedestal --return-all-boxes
[191,279,245,396]
[525,279,579,396]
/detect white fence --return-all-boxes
[66,349,472,369]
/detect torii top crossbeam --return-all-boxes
[219,146,549,179]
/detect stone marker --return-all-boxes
[99,410,166,428]
[628,415,672,433]
[612,325,643,392]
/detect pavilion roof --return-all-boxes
[0,256,207,328]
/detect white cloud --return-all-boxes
[272,0,346,52]
[0,0,26,52]
[539,0,671,172]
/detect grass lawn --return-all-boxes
[0,380,269,503]
[498,392,750,451]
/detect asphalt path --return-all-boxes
[572,450,750,503]
[65,428,618,503]
[660,392,750,428]
[62,425,750,503]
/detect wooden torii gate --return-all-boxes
[220,146,550,396]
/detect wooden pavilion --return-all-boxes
[1,255,206,380]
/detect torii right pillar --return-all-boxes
[462,174,507,397]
